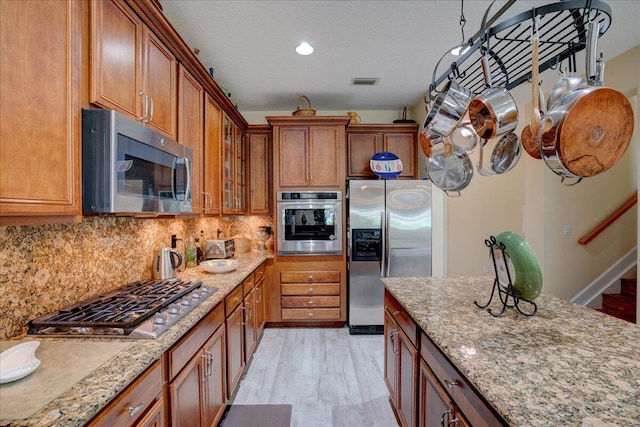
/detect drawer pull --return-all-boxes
[307,275,314,281]
[308,287,314,292]
[308,312,314,317]
[128,402,145,418]
[440,409,452,427]
[445,379,459,389]
[307,300,314,305]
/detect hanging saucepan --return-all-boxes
[468,1,518,141]
[476,131,521,176]
[419,130,453,158]
[422,47,472,138]
[490,132,522,174]
[546,45,587,112]
[449,121,478,152]
[541,21,635,185]
[425,144,473,197]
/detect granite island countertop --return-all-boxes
[0,251,272,427]
[382,276,640,427]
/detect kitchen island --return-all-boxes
[382,276,640,426]
[0,252,272,427]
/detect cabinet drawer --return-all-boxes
[281,271,340,283]
[167,303,224,381]
[88,360,162,427]
[225,284,243,315]
[281,296,340,308]
[385,291,418,348]
[243,272,255,296]
[281,283,340,296]
[281,308,341,320]
[420,333,506,427]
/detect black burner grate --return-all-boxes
[28,280,202,335]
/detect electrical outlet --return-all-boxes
[563,225,571,236]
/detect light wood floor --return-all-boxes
[231,327,399,427]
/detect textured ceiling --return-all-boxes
[159,0,640,112]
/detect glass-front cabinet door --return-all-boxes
[222,114,245,214]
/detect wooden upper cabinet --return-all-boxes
[268,116,349,189]
[204,94,222,215]
[178,65,204,213]
[90,0,177,139]
[142,28,177,138]
[247,126,272,214]
[346,124,419,179]
[0,0,81,225]
[222,115,245,214]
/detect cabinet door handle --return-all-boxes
[390,331,398,354]
[256,288,262,303]
[440,409,452,427]
[448,417,460,426]
[241,306,246,325]
[148,96,154,123]
[201,353,209,382]
[445,379,459,389]
[128,401,145,418]
[138,92,148,122]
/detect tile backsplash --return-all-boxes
[0,215,272,340]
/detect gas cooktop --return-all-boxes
[28,279,217,338]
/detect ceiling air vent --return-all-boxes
[351,77,379,86]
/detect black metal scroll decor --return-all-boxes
[474,235,537,317]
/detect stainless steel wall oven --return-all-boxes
[276,191,343,255]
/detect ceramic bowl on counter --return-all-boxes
[200,259,238,274]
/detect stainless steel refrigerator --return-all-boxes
[347,180,432,334]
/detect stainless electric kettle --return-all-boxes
[153,248,183,280]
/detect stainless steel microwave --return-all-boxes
[82,109,192,214]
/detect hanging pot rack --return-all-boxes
[428,0,612,100]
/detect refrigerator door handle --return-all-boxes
[384,211,391,277]
[380,210,386,277]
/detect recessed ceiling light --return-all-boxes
[296,42,314,55]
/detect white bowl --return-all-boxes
[200,259,238,274]
[0,341,41,384]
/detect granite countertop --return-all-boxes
[382,276,640,427]
[0,251,272,427]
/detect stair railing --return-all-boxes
[578,192,638,245]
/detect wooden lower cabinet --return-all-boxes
[419,360,470,427]
[385,290,507,427]
[88,360,164,427]
[278,266,344,323]
[168,304,226,427]
[384,309,418,427]
[136,399,165,427]
[225,284,245,399]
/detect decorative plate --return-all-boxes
[370,152,403,179]
[0,341,41,384]
[200,259,238,274]
[494,231,542,301]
